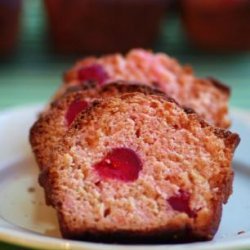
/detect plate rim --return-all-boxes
[1,226,250,250]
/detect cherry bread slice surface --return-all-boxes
[63,49,231,128]
[43,92,239,243]
[30,82,164,171]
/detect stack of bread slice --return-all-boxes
[30,49,239,243]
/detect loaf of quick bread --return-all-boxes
[29,49,240,243]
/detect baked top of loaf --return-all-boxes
[41,92,239,243]
[62,49,230,128]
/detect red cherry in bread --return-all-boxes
[65,99,88,126]
[167,190,195,218]
[78,64,109,85]
[94,148,142,182]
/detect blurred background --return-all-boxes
[0,0,249,111]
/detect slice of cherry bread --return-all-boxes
[41,92,239,243]
[30,82,163,171]
[61,49,230,128]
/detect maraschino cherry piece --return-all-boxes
[94,148,142,182]
[65,99,88,126]
[167,190,195,218]
[78,64,109,85]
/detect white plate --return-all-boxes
[0,105,250,250]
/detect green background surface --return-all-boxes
[0,0,249,249]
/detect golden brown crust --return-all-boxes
[56,80,166,101]
[60,222,211,243]
[206,77,231,95]
[101,80,166,96]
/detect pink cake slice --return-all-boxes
[41,92,239,243]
